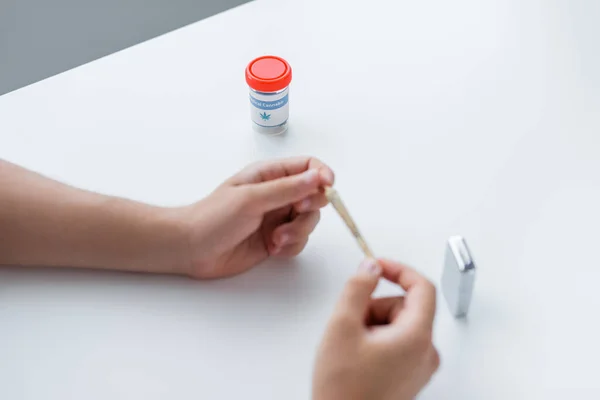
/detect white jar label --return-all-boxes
[249,88,289,128]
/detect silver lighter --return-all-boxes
[441,236,476,318]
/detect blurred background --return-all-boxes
[0,0,251,95]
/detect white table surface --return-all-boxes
[1,0,599,398]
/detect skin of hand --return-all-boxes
[312,258,440,400]
[175,156,334,279]
[0,157,333,277]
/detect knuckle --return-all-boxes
[421,279,437,299]
[289,249,303,257]
[425,279,436,293]
[278,239,308,257]
[308,156,324,167]
[310,157,334,176]
[289,242,306,256]
[415,273,432,287]
[245,160,265,172]
[237,161,267,183]
[431,347,441,371]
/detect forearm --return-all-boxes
[0,160,190,274]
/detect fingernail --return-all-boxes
[272,246,281,255]
[358,258,381,276]
[298,198,311,211]
[279,233,290,246]
[303,169,319,184]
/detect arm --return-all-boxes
[0,160,188,274]
[0,157,334,278]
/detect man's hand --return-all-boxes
[176,156,334,278]
[0,157,333,277]
[312,258,440,400]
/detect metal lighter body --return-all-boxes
[442,236,476,318]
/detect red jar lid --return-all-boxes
[246,55,292,93]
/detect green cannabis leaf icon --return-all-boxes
[260,112,271,121]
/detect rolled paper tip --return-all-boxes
[324,186,336,200]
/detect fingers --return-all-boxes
[366,296,405,326]
[335,259,381,322]
[229,157,335,214]
[378,259,437,332]
[245,169,322,213]
[271,211,320,250]
[306,157,335,186]
[293,192,329,213]
[230,156,335,187]
[273,236,309,257]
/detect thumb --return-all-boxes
[247,168,321,212]
[336,258,381,319]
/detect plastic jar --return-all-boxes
[245,55,292,135]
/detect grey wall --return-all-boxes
[0,0,251,96]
